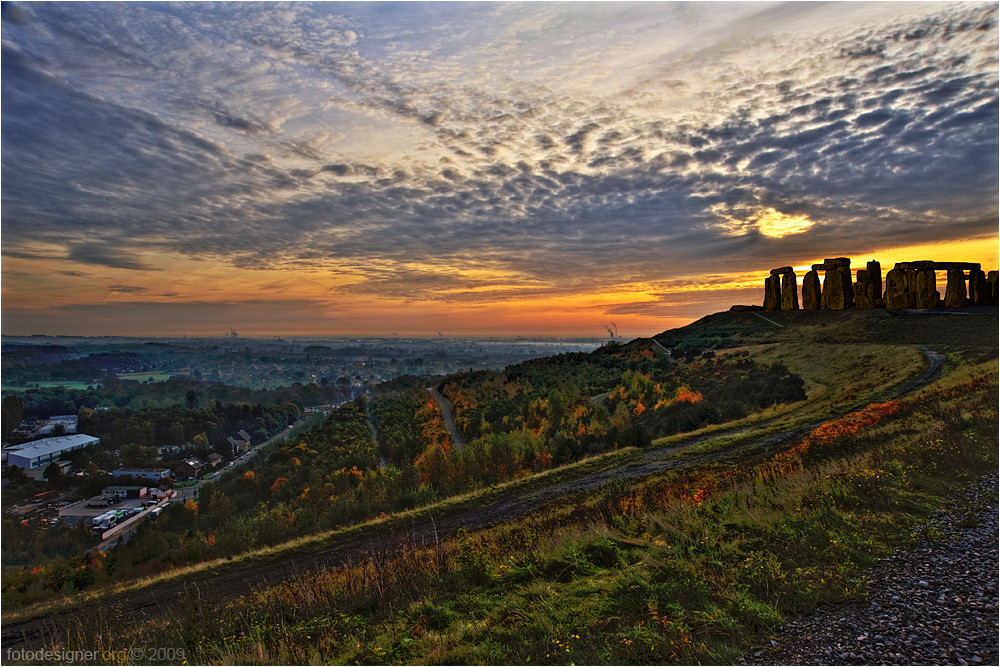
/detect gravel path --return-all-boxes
[745,473,999,666]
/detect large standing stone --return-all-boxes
[885,268,910,309]
[801,270,821,310]
[968,268,987,306]
[987,271,999,306]
[944,269,967,308]
[906,270,918,307]
[854,269,875,309]
[763,274,781,311]
[822,266,852,310]
[780,271,799,310]
[840,266,855,309]
[914,269,938,309]
[866,260,882,303]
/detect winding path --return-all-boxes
[426,386,464,452]
[2,350,946,651]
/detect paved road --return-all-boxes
[172,420,304,501]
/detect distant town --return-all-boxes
[1,335,603,555]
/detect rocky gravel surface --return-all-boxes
[745,473,998,665]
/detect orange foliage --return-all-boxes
[675,386,704,404]
[183,498,198,515]
[807,401,902,447]
[243,470,255,481]
[633,401,646,417]
[536,451,553,470]
[270,477,288,496]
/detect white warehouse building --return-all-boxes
[4,434,100,471]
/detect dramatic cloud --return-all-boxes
[2,1,997,336]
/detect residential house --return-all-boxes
[172,456,206,480]
[227,429,252,453]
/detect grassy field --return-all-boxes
[2,370,184,392]
[1,381,94,392]
[115,371,182,382]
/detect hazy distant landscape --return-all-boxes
[2,335,603,392]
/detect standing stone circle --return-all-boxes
[752,257,996,312]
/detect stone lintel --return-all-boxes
[811,257,851,271]
[894,261,981,271]
[769,266,795,275]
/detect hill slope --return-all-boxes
[3,308,997,664]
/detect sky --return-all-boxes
[2,1,997,338]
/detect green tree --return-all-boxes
[1,395,24,439]
[43,462,64,486]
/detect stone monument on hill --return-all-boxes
[731,258,998,313]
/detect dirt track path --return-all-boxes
[426,386,464,451]
[2,350,944,650]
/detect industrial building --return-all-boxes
[102,485,148,499]
[4,434,100,472]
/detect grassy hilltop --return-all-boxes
[3,308,997,665]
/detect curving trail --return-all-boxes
[426,386,464,452]
[2,350,946,651]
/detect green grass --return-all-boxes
[2,381,94,392]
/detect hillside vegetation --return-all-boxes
[2,308,996,665]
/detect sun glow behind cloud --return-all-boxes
[754,209,816,239]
